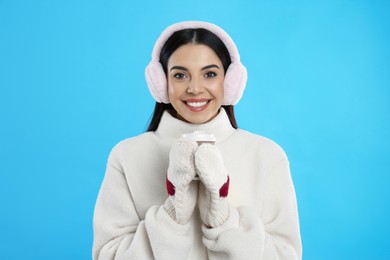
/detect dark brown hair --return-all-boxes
[147,28,238,131]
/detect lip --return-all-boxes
[183,98,211,112]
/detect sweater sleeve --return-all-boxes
[201,159,302,259]
[92,162,193,260]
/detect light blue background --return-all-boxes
[0,0,389,259]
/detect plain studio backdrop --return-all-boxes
[0,0,389,259]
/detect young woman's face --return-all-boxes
[167,44,225,124]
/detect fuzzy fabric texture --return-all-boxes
[145,206,194,260]
[93,109,302,259]
[202,206,266,259]
[165,139,199,225]
[195,143,230,228]
[144,21,247,105]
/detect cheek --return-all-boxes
[167,81,184,101]
[167,80,177,97]
[208,78,224,98]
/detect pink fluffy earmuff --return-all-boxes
[145,21,247,106]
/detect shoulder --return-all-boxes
[112,132,155,151]
[231,129,288,163]
[107,132,156,167]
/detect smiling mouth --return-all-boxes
[184,99,211,111]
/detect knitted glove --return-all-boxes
[195,143,230,228]
[164,139,199,225]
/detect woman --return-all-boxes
[93,21,302,259]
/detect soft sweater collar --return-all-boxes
[155,108,236,144]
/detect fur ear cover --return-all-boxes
[145,61,170,104]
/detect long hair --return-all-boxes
[146,28,238,131]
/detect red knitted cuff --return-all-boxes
[219,176,230,198]
[166,176,175,196]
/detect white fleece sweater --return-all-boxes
[93,109,302,259]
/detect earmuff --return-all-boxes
[145,21,247,106]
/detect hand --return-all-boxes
[195,143,230,228]
[164,138,199,224]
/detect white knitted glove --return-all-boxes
[164,139,199,225]
[195,143,230,228]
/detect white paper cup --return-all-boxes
[181,131,216,180]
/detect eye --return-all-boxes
[204,71,217,78]
[173,73,187,79]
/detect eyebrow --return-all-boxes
[170,64,220,72]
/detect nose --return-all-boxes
[187,77,204,94]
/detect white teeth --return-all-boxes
[186,101,208,107]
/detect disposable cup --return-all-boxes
[181,131,216,180]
